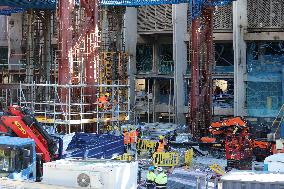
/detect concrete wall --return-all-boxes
[7,13,23,70]
[0,15,7,46]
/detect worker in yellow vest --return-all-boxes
[155,167,167,189]
[146,166,156,189]
[123,128,130,152]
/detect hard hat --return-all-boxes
[123,128,127,132]
[148,166,155,171]
[157,167,163,172]
[159,135,164,140]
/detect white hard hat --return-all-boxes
[157,167,163,172]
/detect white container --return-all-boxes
[264,153,284,173]
[42,159,138,189]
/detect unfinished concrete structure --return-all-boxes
[0,0,283,133]
[132,0,284,130]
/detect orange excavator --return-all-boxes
[202,117,275,169]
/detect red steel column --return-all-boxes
[190,17,201,136]
[85,0,99,104]
[204,7,214,135]
[58,0,73,107]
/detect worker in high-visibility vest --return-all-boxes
[155,167,167,189]
[96,95,108,109]
[123,128,130,152]
[146,166,156,189]
[155,135,166,152]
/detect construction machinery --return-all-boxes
[0,106,63,180]
[204,117,275,169]
[0,136,36,180]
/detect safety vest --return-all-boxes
[146,171,156,182]
[155,172,167,185]
[97,96,108,108]
[130,131,138,143]
[157,141,165,152]
[123,132,130,144]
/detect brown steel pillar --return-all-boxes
[84,0,99,105]
[58,0,74,109]
[203,7,214,136]
[190,5,214,138]
[190,17,201,137]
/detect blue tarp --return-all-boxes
[0,0,235,18]
[64,133,124,159]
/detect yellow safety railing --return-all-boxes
[209,163,225,175]
[152,152,179,167]
[184,148,194,167]
[137,139,157,153]
[116,153,133,161]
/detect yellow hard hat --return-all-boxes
[123,128,127,132]
[159,135,164,140]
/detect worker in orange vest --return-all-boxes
[96,95,108,109]
[155,135,166,153]
[130,128,138,150]
[123,128,130,152]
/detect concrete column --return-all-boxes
[233,0,247,116]
[0,15,7,46]
[7,13,22,72]
[124,7,137,120]
[173,4,187,124]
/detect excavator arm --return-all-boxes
[209,117,248,135]
[0,116,52,162]
[0,106,62,162]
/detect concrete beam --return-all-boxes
[244,32,284,41]
[173,4,187,125]
[185,32,233,41]
[233,0,247,116]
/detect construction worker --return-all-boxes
[155,167,167,189]
[130,128,138,150]
[96,95,108,109]
[155,135,166,152]
[123,128,130,153]
[146,166,156,189]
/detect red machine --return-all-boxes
[0,106,61,163]
[204,117,276,169]
[206,117,253,170]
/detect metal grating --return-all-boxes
[248,0,284,31]
[213,5,233,31]
[137,5,173,33]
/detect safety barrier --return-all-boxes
[116,153,133,161]
[209,163,225,175]
[184,148,194,167]
[152,152,179,167]
[137,139,157,153]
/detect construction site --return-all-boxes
[0,0,284,188]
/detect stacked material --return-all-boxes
[141,122,178,139]
[64,133,124,159]
[221,171,284,189]
[168,169,214,189]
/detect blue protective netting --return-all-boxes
[0,0,56,9]
[0,8,24,15]
[246,42,284,117]
[0,0,234,17]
